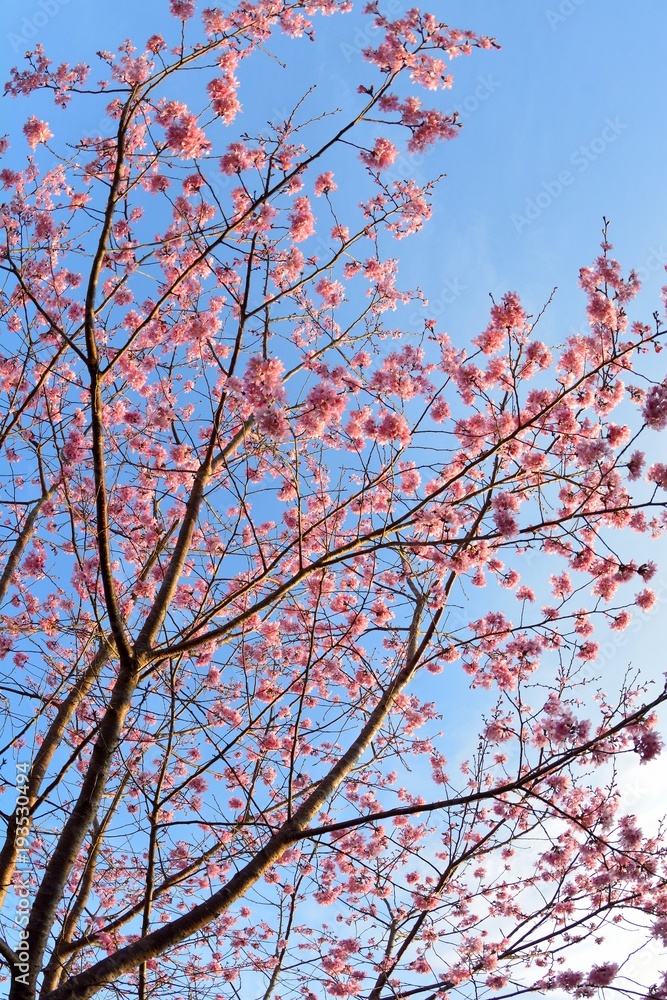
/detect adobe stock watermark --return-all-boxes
[511,117,628,234]
[546,0,587,31]
[7,0,73,53]
[13,762,31,987]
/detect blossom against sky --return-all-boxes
[3,0,667,826]
[4,0,667,323]
[2,4,667,994]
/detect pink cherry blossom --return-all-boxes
[648,463,667,489]
[627,450,645,479]
[207,77,241,125]
[635,729,664,763]
[23,115,53,149]
[315,278,345,307]
[635,588,657,611]
[587,963,618,987]
[156,101,212,158]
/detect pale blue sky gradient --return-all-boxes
[3,0,667,334]
[3,0,667,807]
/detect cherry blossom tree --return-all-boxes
[1,3,667,999]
